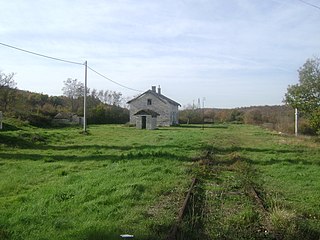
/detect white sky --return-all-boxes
[0,0,319,108]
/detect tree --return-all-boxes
[27,93,48,113]
[103,90,112,104]
[243,109,263,125]
[62,78,84,112]
[49,96,64,107]
[229,110,243,123]
[112,91,122,106]
[0,71,17,111]
[285,57,320,133]
[0,72,16,88]
[179,108,203,124]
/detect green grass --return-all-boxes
[197,125,320,239]
[0,125,199,239]
[0,122,320,239]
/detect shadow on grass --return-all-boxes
[0,134,41,148]
[201,145,320,166]
[153,125,228,131]
[82,224,173,240]
[0,226,11,240]
[2,141,317,167]
[39,143,191,151]
[83,230,131,240]
[177,124,229,129]
[248,158,320,166]
[1,123,21,131]
[206,145,307,154]
[83,231,167,240]
[0,150,192,162]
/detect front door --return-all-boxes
[141,116,147,129]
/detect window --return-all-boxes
[147,99,152,105]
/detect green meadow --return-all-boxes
[0,121,319,239]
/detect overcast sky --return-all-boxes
[1,0,319,108]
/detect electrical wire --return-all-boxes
[0,41,142,92]
[0,42,84,65]
[87,65,142,92]
[298,0,320,10]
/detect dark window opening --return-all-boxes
[147,99,152,105]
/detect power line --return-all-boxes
[0,42,84,65]
[87,65,142,92]
[298,0,320,10]
[0,41,142,92]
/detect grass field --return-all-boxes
[197,125,320,239]
[0,121,319,239]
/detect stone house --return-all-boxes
[127,86,181,129]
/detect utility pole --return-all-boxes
[295,108,298,136]
[202,97,206,130]
[84,61,87,132]
[0,111,2,130]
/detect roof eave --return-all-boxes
[127,90,181,107]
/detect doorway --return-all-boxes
[141,116,146,129]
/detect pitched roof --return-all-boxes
[127,90,181,106]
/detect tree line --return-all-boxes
[0,74,129,127]
[179,105,316,135]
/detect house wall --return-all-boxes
[129,92,175,126]
[150,116,157,129]
[136,116,142,129]
[169,104,179,125]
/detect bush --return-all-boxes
[299,119,317,135]
[88,104,129,124]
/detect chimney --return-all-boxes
[157,85,161,95]
[151,86,156,92]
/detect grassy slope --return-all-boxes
[0,122,320,239]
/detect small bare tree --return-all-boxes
[0,71,17,111]
[62,78,84,112]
